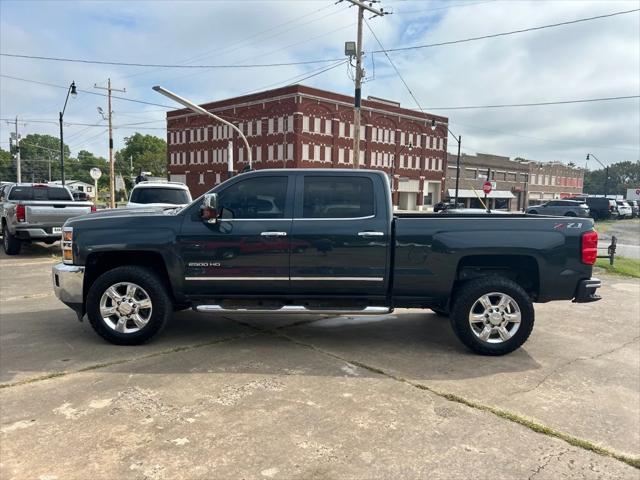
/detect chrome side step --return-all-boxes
[195,305,392,315]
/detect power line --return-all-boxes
[425,95,640,110]
[0,52,344,69]
[372,8,640,53]
[364,19,425,114]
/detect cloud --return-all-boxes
[1,0,638,169]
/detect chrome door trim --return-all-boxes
[290,276,384,282]
[260,231,288,237]
[185,276,289,281]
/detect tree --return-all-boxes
[584,160,640,195]
[18,134,70,182]
[0,148,15,182]
[115,133,167,179]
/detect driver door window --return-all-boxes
[219,177,288,219]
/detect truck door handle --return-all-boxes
[358,231,384,237]
[261,231,287,237]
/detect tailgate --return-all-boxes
[24,202,92,226]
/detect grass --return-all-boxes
[595,256,640,279]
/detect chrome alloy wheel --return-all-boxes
[99,282,153,334]
[468,292,521,344]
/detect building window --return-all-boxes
[324,146,331,163]
[359,150,365,166]
[204,151,208,164]
[189,151,194,164]
[372,127,378,142]
[324,119,331,135]
[215,173,221,184]
[314,145,321,161]
[339,122,345,137]
[302,144,309,160]
[255,146,262,163]
[268,118,274,134]
[247,122,253,137]
[287,144,293,160]
[277,117,283,133]
[196,151,202,163]
[302,116,310,132]
[256,120,262,136]
[348,150,354,164]
[268,145,274,161]
[199,173,204,185]
[277,144,283,160]
[314,117,321,133]
[287,115,294,132]
[239,147,244,163]
[338,148,345,163]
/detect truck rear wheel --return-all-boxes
[450,277,534,356]
[2,224,22,255]
[86,266,171,345]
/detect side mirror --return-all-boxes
[201,193,219,224]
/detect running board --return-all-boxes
[195,305,392,315]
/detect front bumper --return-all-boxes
[573,277,602,303]
[52,262,84,305]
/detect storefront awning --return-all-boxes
[447,189,516,199]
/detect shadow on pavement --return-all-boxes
[0,307,541,384]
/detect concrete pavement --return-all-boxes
[1,244,639,479]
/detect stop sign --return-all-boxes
[482,181,492,195]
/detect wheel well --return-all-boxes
[84,251,173,302]
[455,255,539,299]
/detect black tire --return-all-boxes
[528,210,538,215]
[2,224,22,255]
[449,277,534,356]
[86,266,171,345]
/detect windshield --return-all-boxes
[8,186,72,201]
[130,187,190,205]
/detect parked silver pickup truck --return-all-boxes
[0,183,94,255]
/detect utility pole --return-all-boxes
[344,0,386,169]
[95,79,126,208]
[9,117,21,182]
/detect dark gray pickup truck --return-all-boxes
[52,169,601,355]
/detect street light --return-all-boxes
[586,153,609,196]
[152,86,252,169]
[59,81,77,186]
[431,119,461,205]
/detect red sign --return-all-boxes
[482,181,492,195]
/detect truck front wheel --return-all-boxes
[86,266,171,345]
[450,277,534,355]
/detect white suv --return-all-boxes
[127,181,192,209]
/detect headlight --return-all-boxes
[62,227,74,264]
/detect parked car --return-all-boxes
[615,200,632,219]
[52,169,602,356]
[0,183,94,255]
[628,200,639,218]
[571,196,618,220]
[526,200,590,217]
[433,201,465,212]
[127,181,192,209]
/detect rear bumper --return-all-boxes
[573,277,602,303]
[15,227,62,240]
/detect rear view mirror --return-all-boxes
[201,193,219,224]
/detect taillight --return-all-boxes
[15,204,26,222]
[582,230,598,265]
[90,204,97,213]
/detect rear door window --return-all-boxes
[8,186,72,201]
[302,176,374,218]
[130,187,190,205]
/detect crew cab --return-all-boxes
[52,169,601,355]
[1,183,94,255]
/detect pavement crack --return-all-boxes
[517,335,640,395]
[0,332,258,390]
[528,448,570,480]
[223,318,640,471]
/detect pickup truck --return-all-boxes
[52,169,601,355]
[1,183,95,255]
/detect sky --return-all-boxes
[1,0,639,171]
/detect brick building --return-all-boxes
[526,161,584,205]
[165,84,449,209]
[445,153,584,210]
